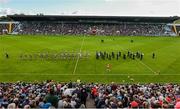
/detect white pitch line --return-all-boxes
[72,35,86,74]
[138,60,157,74]
[0,73,180,76]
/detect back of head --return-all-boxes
[49,88,54,95]
[7,103,16,109]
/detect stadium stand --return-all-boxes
[7,15,179,36]
[0,80,180,108]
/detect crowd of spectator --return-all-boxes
[0,80,88,109]
[0,80,180,108]
[93,82,180,108]
[16,22,175,36]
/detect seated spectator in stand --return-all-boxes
[16,22,174,36]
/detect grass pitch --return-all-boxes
[0,35,180,83]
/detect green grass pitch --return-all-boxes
[0,35,180,83]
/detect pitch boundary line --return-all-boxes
[72,35,86,74]
[0,73,179,76]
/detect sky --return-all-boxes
[0,0,180,16]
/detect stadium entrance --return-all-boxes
[0,21,19,35]
[175,24,180,36]
[167,23,180,36]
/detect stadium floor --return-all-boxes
[0,35,180,83]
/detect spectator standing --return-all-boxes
[45,88,58,108]
[80,85,88,107]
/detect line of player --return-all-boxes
[96,51,156,60]
[17,51,90,60]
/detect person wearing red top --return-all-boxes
[91,87,98,98]
[131,101,139,108]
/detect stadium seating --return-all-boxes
[0,80,180,108]
[16,22,174,36]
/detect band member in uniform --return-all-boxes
[132,54,135,60]
[5,52,9,59]
[152,53,155,59]
[112,52,115,58]
[123,54,126,60]
[118,51,121,57]
[140,53,144,60]
[128,51,130,57]
[116,53,119,60]
[109,55,111,60]
[106,53,109,59]
[96,51,99,59]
